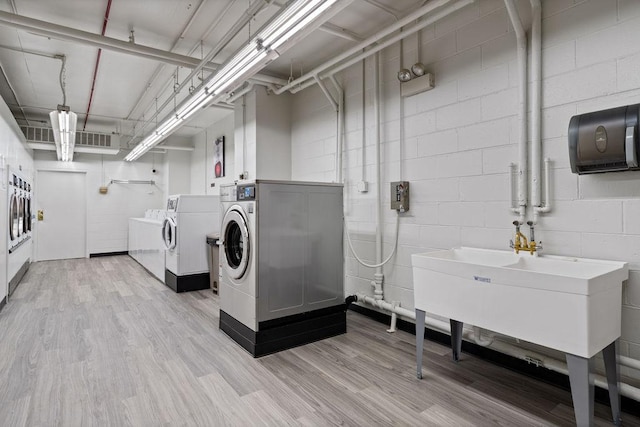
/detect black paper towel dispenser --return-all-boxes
[569,104,639,174]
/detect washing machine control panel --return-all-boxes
[237,184,256,201]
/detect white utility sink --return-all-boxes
[413,247,628,426]
[412,247,628,358]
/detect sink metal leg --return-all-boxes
[603,341,622,426]
[450,319,463,362]
[566,353,594,427]
[415,309,425,379]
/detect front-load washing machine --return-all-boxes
[7,167,32,297]
[162,194,220,292]
[219,180,345,357]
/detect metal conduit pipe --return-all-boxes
[504,0,527,225]
[125,0,226,121]
[287,0,473,95]
[0,10,214,70]
[225,82,255,105]
[0,9,283,90]
[125,0,273,145]
[373,52,383,301]
[83,0,113,131]
[273,0,458,95]
[329,75,344,183]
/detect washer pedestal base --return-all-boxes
[220,304,347,357]
[164,270,210,293]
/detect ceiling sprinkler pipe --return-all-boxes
[274,0,460,94]
[286,0,473,95]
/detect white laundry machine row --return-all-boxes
[219,180,345,357]
[7,166,32,297]
[162,195,220,293]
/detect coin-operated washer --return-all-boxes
[162,195,220,292]
[219,180,345,357]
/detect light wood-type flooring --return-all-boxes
[1,255,639,426]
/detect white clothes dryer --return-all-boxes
[162,194,220,292]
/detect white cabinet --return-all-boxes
[128,218,165,282]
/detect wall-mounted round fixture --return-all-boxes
[397,69,412,82]
[411,63,426,77]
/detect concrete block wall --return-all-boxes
[290,0,640,374]
[190,112,235,195]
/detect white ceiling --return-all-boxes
[0,0,437,152]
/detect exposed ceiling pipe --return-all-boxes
[125,0,274,147]
[273,0,460,95]
[82,0,113,131]
[125,0,223,121]
[288,0,473,94]
[362,0,401,19]
[224,82,255,104]
[318,22,364,42]
[0,10,282,87]
[0,63,29,125]
[155,145,195,151]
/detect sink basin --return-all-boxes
[412,247,628,358]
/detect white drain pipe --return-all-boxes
[373,52,383,301]
[504,0,527,225]
[528,0,552,223]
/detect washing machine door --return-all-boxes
[162,217,177,250]
[9,192,18,242]
[26,196,32,232]
[17,194,24,238]
[222,206,250,280]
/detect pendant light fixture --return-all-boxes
[125,0,342,162]
[49,55,77,162]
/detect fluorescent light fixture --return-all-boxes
[262,0,339,50]
[125,0,341,162]
[49,105,77,162]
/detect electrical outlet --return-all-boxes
[390,181,410,212]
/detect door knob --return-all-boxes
[37,210,44,221]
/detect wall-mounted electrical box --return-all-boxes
[569,104,639,174]
[390,181,410,212]
[401,73,435,98]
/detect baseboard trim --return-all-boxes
[348,303,640,417]
[8,260,30,296]
[0,296,6,313]
[90,251,128,258]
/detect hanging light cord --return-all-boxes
[55,54,67,106]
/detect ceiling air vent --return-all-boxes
[21,126,120,155]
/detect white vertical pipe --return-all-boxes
[504,0,527,224]
[530,0,542,210]
[362,57,366,182]
[373,52,383,300]
[330,75,344,183]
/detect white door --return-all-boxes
[36,170,87,261]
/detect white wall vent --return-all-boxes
[21,126,120,155]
